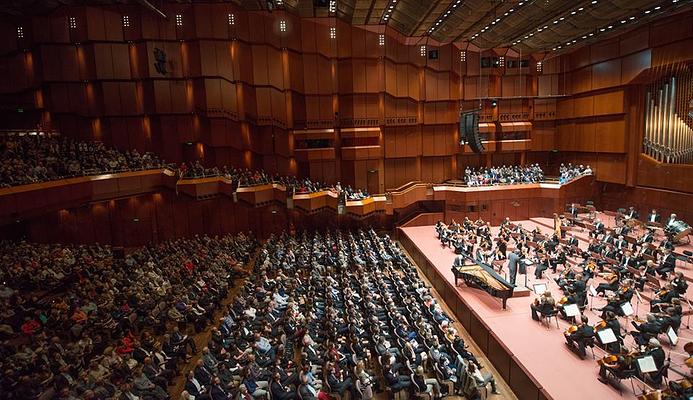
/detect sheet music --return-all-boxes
[563,303,580,317]
[636,355,657,374]
[667,326,679,346]
[589,285,597,297]
[533,283,547,295]
[596,328,617,344]
[620,302,634,316]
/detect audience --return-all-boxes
[177,161,370,200]
[177,228,493,400]
[464,165,544,186]
[0,233,257,399]
[0,134,166,188]
[558,163,592,184]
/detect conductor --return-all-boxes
[507,249,522,286]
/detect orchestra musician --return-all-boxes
[591,218,605,239]
[656,249,677,279]
[638,228,655,246]
[624,206,640,220]
[595,272,619,296]
[569,203,580,218]
[614,235,628,251]
[650,284,678,313]
[644,338,666,385]
[666,213,678,229]
[531,291,556,321]
[598,348,638,385]
[647,209,662,224]
[630,313,663,346]
[597,279,634,319]
[595,311,623,353]
[564,315,595,358]
[672,272,688,296]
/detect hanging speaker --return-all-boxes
[460,111,484,153]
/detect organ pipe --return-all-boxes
[644,71,693,164]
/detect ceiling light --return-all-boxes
[518,1,524,5]
[553,20,559,24]
[560,17,565,20]
[654,6,661,9]
[589,33,594,36]
[571,11,576,15]
[621,20,626,23]
[645,10,651,13]
[600,28,605,31]
[552,47,556,50]
[582,35,587,39]
[591,0,597,3]
[578,7,584,11]
[629,16,635,20]
[607,25,613,28]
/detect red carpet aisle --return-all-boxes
[400,223,692,400]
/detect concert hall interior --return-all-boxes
[0,1,692,400]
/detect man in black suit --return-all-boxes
[382,360,411,392]
[507,249,521,285]
[567,235,579,248]
[614,235,628,251]
[591,219,605,239]
[631,314,663,346]
[569,203,579,218]
[647,209,662,223]
[270,372,297,400]
[564,315,595,358]
[645,338,666,385]
[625,206,639,220]
[657,249,677,278]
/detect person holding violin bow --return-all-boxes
[597,279,635,319]
[564,315,595,359]
[630,313,664,347]
[650,283,678,313]
[595,311,623,353]
[597,347,638,385]
[672,272,688,296]
[531,291,556,322]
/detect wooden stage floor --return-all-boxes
[399,222,692,400]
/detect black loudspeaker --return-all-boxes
[428,50,439,60]
[460,111,484,153]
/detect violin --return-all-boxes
[595,320,608,330]
[598,354,618,366]
[565,324,578,335]
[684,341,693,355]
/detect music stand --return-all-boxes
[635,355,657,374]
[667,326,679,346]
[588,285,597,310]
[634,289,643,315]
[596,328,617,345]
[620,301,634,317]
[533,283,547,295]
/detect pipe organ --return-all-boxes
[643,73,693,164]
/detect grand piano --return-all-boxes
[452,256,515,309]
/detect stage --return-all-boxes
[399,221,692,400]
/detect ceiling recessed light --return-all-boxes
[571,11,576,14]
[600,28,605,31]
[629,16,635,20]
[591,0,597,3]
[654,6,661,9]
[578,7,584,11]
